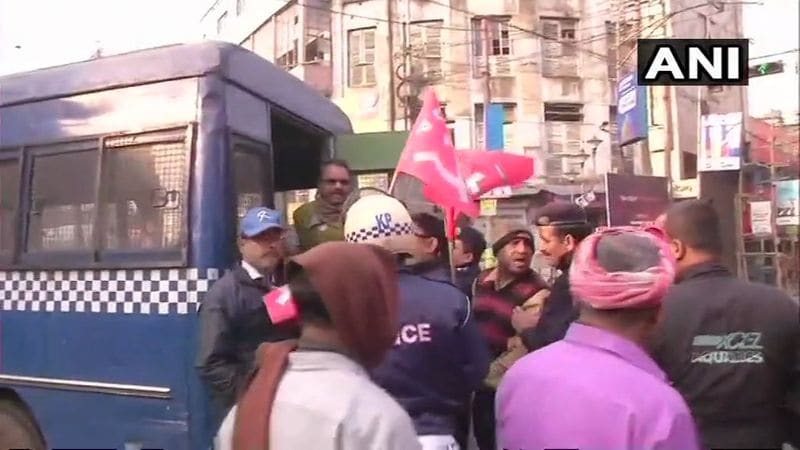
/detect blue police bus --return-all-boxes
[0,41,352,449]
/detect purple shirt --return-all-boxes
[497,323,700,450]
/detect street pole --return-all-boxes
[696,13,710,197]
[481,17,493,241]
[482,18,491,150]
[386,0,396,131]
[403,0,411,130]
[662,0,674,195]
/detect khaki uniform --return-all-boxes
[292,200,345,251]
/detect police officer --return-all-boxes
[344,195,491,450]
[652,199,799,449]
[452,226,487,298]
[196,207,298,423]
[520,202,593,352]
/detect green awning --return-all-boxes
[334,131,409,172]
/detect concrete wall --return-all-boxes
[332,0,613,179]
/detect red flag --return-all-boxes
[395,89,479,217]
[457,151,535,197]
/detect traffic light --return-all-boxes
[748,61,785,78]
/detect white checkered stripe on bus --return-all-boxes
[0,268,221,315]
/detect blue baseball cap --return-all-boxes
[240,207,284,238]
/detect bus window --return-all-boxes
[27,146,98,252]
[356,172,390,192]
[0,157,20,255]
[99,131,189,251]
[232,136,273,220]
[230,137,272,261]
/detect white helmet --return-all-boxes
[344,194,416,255]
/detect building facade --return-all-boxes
[611,0,750,183]
[200,0,620,185]
[201,0,333,96]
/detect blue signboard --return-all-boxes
[616,72,649,146]
[486,103,505,151]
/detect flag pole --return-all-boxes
[444,207,458,284]
[388,170,399,195]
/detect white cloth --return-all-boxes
[241,260,263,280]
[215,351,421,450]
[418,435,460,450]
[242,260,281,286]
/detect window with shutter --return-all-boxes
[545,104,584,161]
[560,20,577,57]
[543,102,583,122]
[409,21,443,80]
[470,17,512,77]
[541,21,559,39]
[348,28,377,87]
[541,18,579,77]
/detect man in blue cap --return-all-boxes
[196,207,298,423]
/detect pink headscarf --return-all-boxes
[569,226,676,310]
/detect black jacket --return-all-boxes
[651,262,800,449]
[455,263,481,300]
[371,265,491,437]
[520,270,578,352]
[195,265,298,417]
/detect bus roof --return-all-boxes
[0,41,352,135]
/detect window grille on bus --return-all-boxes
[0,159,21,253]
[23,128,190,260]
[100,140,187,250]
[28,149,98,252]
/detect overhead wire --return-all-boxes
[422,0,610,61]
[289,0,780,130]
[750,48,799,60]
[273,0,772,72]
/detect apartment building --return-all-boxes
[200,0,620,185]
[333,0,618,182]
[200,0,333,96]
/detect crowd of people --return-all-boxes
[196,160,799,450]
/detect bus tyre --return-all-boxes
[0,399,45,450]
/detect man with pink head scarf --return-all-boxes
[496,227,700,450]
